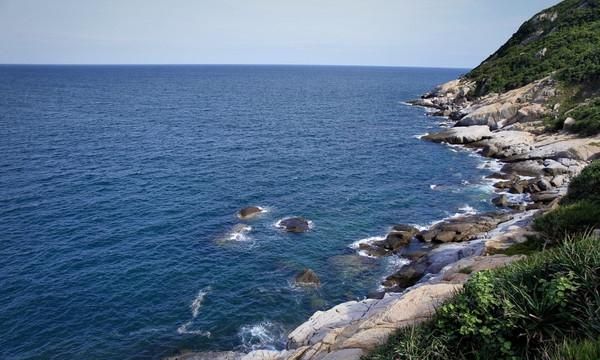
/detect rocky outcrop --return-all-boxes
[422,125,492,144]
[416,212,513,243]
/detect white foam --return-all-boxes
[228,225,252,242]
[413,133,428,139]
[177,321,211,337]
[458,204,476,215]
[190,287,211,318]
[429,184,438,190]
[176,287,212,337]
[238,321,286,351]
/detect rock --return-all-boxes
[492,195,508,207]
[456,103,518,129]
[501,160,545,177]
[536,178,552,191]
[358,243,389,257]
[563,117,576,131]
[164,351,244,360]
[287,283,460,352]
[543,159,570,175]
[442,255,526,282]
[278,217,311,233]
[295,269,320,286]
[550,175,566,187]
[374,225,418,252]
[416,212,513,243]
[487,172,518,181]
[422,126,492,144]
[472,131,535,158]
[531,191,562,203]
[382,259,427,289]
[481,144,498,157]
[367,290,386,300]
[238,206,264,219]
[509,181,526,194]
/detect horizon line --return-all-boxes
[0,63,472,70]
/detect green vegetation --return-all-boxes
[467,0,600,96]
[463,0,600,135]
[365,161,600,360]
[534,160,600,239]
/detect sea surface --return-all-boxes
[0,65,497,359]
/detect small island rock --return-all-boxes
[295,269,320,286]
[237,206,263,219]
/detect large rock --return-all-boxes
[373,225,418,252]
[455,103,519,129]
[441,255,526,282]
[295,269,321,287]
[470,131,535,158]
[278,217,311,233]
[238,206,264,220]
[416,212,513,243]
[422,126,492,144]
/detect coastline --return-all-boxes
[168,77,600,360]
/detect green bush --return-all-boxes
[365,235,600,360]
[533,200,600,240]
[563,160,600,204]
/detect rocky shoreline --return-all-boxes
[167,78,600,360]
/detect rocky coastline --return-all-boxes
[167,77,600,360]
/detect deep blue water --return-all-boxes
[0,65,496,359]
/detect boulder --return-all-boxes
[456,103,519,128]
[492,195,508,207]
[416,212,513,243]
[382,258,428,289]
[563,117,576,131]
[238,206,264,220]
[375,225,418,251]
[422,126,492,144]
[278,217,311,233]
[295,269,321,287]
[501,160,545,177]
[531,191,562,203]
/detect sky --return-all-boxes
[0,0,561,68]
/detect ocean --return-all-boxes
[0,65,497,359]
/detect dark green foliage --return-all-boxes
[563,160,600,204]
[365,235,600,360]
[533,200,600,240]
[502,236,546,256]
[534,160,600,239]
[466,0,600,96]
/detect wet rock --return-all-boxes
[278,217,311,233]
[238,206,264,219]
[358,243,390,257]
[367,290,386,300]
[295,269,321,286]
[486,172,518,181]
[492,194,508,207]
[383,258,428,289]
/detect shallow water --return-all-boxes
[0,65,496,359]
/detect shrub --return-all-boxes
[562,160,600,204]
[365,234,600,360]
[533,200,600,240]
[546,338,600,360]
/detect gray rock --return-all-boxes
[563,117,576,131]
[422,126,492,144]
[278,217,311,233]
[492,195,508,207]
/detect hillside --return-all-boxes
[467,0,600,96]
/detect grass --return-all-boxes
[366,234,600,360]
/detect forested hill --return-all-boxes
[466,0,600,97]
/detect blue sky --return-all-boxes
[0,0,560,67]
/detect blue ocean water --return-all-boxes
[0,65,496,359]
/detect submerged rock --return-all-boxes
[278,217,311,233]
[295,269,321,286]
[238,206,264,220]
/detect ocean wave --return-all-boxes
[217,224,253,244]
[238,321,286,351]
[412,133,428,140]
[191,287,211,318]
[176,287,212,336]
